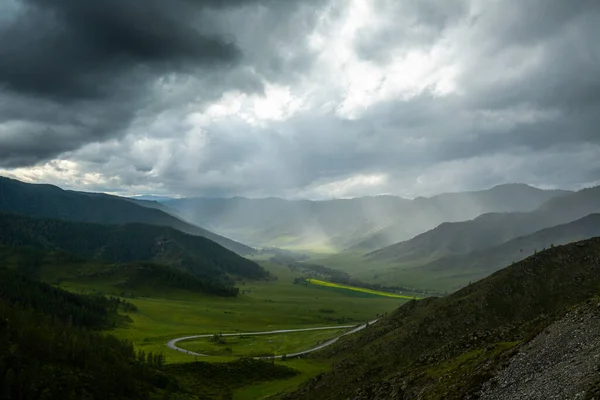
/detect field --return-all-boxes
[306,252,454,293]
[177,328,347,357]
[96,263,403,360]
[2,248,409,398]
[233,358,330,400]
[307,278,420,299]
[56,261,406,398]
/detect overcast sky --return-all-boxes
[0,0,599,199]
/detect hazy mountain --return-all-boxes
[286,237,600,399]
[380,213,600,291]
[0,213,267,292]
[345,183,571,252]
[165,184,568,251]
[367,185,600,266]
[0,176,254,255]
[130,195,175,202]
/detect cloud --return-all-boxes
[0,0,599,198]
[0,0,247,99]
[0,0,311,166]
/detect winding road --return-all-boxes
[167,319,378,359]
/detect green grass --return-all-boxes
[55,261,405,398]
[233,359,330,400]
[164,358,301,400]
[177,328,347,357]
[306,251,465,293]
[307,278,420,299]
[59,262,406,364]
[419,341,521,399]
[306,252,419,284]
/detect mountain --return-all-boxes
[347,183,571,252]
[379,213,600,291]
[0,176,254,255]
[0,213,268,286]
[130,195,176,202]
[164,184,568,251]
[367,185,600,267]
[0,245,243,296]
[285,237,600,399]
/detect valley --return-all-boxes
[102,263,402,362]
[2,177,600,399]
[2,2,599,398]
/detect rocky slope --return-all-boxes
[479,298,600,400]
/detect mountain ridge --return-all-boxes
[0,212,267,286]
[164,183,568,250]
[376,213,600,291]
[367,185,600,265]
[0,176,254,255]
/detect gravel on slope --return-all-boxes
[479,299,600,400]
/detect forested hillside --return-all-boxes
[0,269,297,399]
[0,268,170,399]
[0,176,254,255]
[0,245,242,296]
[0,213,268,286]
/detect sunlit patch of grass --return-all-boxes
[307,278,421,299]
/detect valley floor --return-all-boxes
[70,262,405,398]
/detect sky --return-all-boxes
[0,0,599,199]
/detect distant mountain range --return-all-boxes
[164,184,569,251]
[130,195,177,202]
[0,176,254,255]
[374,213,600,291]
[366,186,600,270]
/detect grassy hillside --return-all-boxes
[285,237,600,399]
[0,212,268,288]
[165,184,566,251]
[0,176,254,255]
[367,186,600,267]
[386,213,600,291]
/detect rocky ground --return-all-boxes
[479,298,600,400]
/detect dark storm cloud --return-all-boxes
[0,0,312,167]
[1,0,599,198]
[0,0,246,100]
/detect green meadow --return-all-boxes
[57,261,405,398]
[177,328,347,357]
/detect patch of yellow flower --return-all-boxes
[306,278,418,299]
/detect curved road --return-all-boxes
[167,319,378,359]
